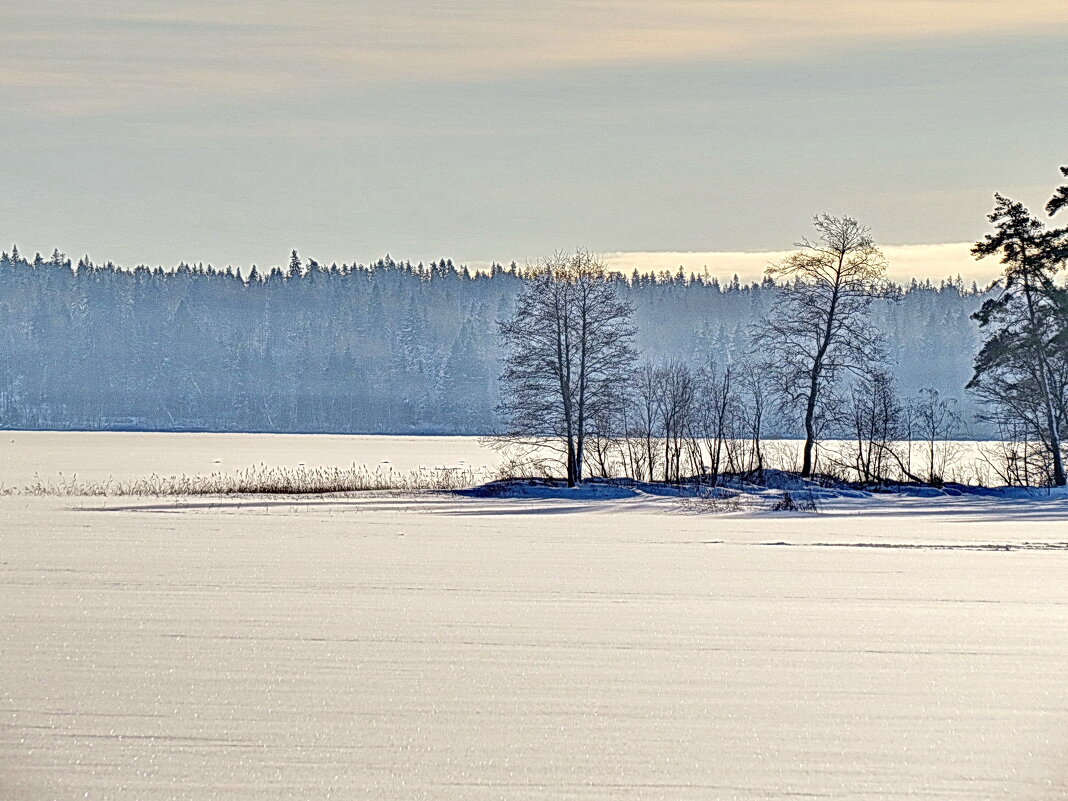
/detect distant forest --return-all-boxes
[0,248,988,436]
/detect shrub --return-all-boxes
[769,490,820,512]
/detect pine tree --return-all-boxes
[969,194,1067,485]
[1046,165,1068,217]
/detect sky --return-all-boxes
[2,1,1067,282]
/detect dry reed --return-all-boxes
[20,463,487,497]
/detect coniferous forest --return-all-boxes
[0,247,985,436]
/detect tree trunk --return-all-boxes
[1039,374,1065,485]
[801,271,840,478]
[574,289,588,485]
[801,371,819,478]
[1023,279,1066,486]
[565,436,577,487]
[801,429,815,477]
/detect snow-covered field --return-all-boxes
[3,433,1068,799]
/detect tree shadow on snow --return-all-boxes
[817,495,1068,523]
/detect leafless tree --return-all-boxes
[583,393,627,479]
[753,215,895,477]
[736,361,773,480]
[977,415,1055,488]
[692,361,732,481]
[912,388,962,486]
[627,362,661,481]
[497,251,636,486]
[655,361,697,483]
[844,370,905,483]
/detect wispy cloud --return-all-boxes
[5,1,1067,114]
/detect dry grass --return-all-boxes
[19,463,488,497]
[673,486,759,514]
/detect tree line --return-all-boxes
[496,164,1068,487]
[0,247,984,439]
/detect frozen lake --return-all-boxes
[0,431,499,487]
[2,433,1067,799]
[0,430,996,489]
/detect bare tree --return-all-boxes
[497,251,636,486]
[976,414,1057,488]
[844,370,905,483]
[583,389,628,479]
[912,388,962,486]
[736,361,772,480]
[623,360,698,483]
[754,215,894,477]
[655,361,697,483]
[691,360,737,483]
[627,362,662,482]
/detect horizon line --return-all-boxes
[6,241,998,285]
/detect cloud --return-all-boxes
[4,0,1067,115]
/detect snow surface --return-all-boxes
[0,431,500,487]
[0,431,1000,489]
[2,434,1068,799]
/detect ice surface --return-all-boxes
[0,431,1002,490]
[0,431,498,487]
[2,434,1067,799]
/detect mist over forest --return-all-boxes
[0,248,986,437]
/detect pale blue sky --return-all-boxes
[2,1,1066,276]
